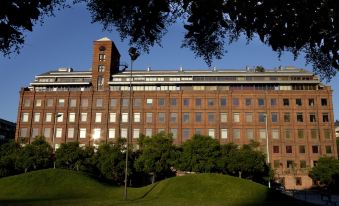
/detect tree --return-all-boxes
[2,0,339,79]
[177,134,220,173]
[55,142,94,171]
[309,157,339,188]
[217,143,238,174]
[134,132,177,183]
[16,137,53,173]
[0,140,21,177]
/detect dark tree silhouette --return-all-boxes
[1,0,339,80]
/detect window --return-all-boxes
[245,98,252,106]
[311,129,318,139]
[321,98,328,106]
[57,113,63,122]
[233,98,239,106]
[34,113,40,122]
[32,128,39,138]
[69,113,76,123]
[183,128,190,140]
[208,112,215,123]
[271,113,278,123]
[245,113,253,123]
[47,99,53,107]
[170,98,177,106]
[110,99,117,107]
[298,129,304,139]
[58,99,65,107]
[122,113,128,123]
[310,113,316,122]
[171,113,177,123]
[22,113,29,122]
[221,129,228,139]
[273,146,280,153]
[133,129,140,138]
[67,128,74,138]
[158,98,165,106]
[44,128,51,138]
[233,113,240,123]
[287,160,294,168]
[122,99,129,107]
[133,99,141,107]
[208,129,215,138]
[20,128,28,137]
[220,113,227,123]
[300,160,307,169]
[98,65,105,72]
[158,112,165,123]
[259,113,266,123]
[284,113,290,122]
[326,146,332,154]
[246,129,253,139]
[24,98,30,107]
[145,129,152,137]
[170,128,177,139]
[285,129,291,139]
[96,99,103,107]
[146,113,153,123]
[322,113,329,122]
[133,113,141,123]
[99,53,105,61]
[183,112,190,123]
[81,113,87,122]
[299,145,306,154]
[195,128,202,135]
[273,160,280,168]
[309,98,315,106]
[296,99,302,106]
[324,129,332,139]
[207,99,215,107]
[121,128,128,138]
[109,113,116,123]
[283,98,289,106]
[56,128,62,138]
[297,113,303,122]
[95,113,102,123]
[35,99,42,107]
[146,98,153,106]
[195,98,202,107]
[81,99,88,107]
[233,129,240,139]
[70,99,76,107]
[271,98,277,106]
[195,112,201,123]
[93,128,101,140]
[109,128,115,139]
[272,129,279,139]
[258,98,265,106]
[286,146,292,154]
[312,145,319,153]
[79,128,86,138]
[45,113,52,122]
[98,77,104,88]
[220,98,227,107]
[183,98,189,107]
[259,129,266,139]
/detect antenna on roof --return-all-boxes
[147,66,151,71]
[179,66,183,72]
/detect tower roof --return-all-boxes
[96,37,112,41]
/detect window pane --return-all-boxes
[233,113,240,123]
[109,128,115,139]
[95,113,102,123]
[221,129,228,139]
[233,129,240,139]
[220,113,227,123]
[245,113,253,123]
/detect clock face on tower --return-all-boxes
[99,46,106,51]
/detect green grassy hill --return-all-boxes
[0,169,312,206]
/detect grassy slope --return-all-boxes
[0,169,313,206]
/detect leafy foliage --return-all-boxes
[0,140,21,177]
[309,156,339,187]
[134,132,177,182]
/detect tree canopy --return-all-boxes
[1,0,339,79]
[309,156,339,187]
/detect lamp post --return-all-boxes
[53,113,62,169]
[124,47,140,200]
[265,113,271,188]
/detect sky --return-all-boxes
[0,3,338,123]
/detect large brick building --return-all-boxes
[16,37,337,189]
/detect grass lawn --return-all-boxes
[0,169,313,206]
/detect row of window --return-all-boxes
[273,145,333,155]
[21,111,331,124]
[22,97,329,108]
[273,160,316,170]
[19,127,333,140]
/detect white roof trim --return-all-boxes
[96,37,111,41]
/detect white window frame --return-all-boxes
[69,113,76,123]
[108,128,115,139]
[79,128,86,138]
[109,113,116,123]
[95,113,102,123]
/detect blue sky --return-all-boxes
[0,3,338,123]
